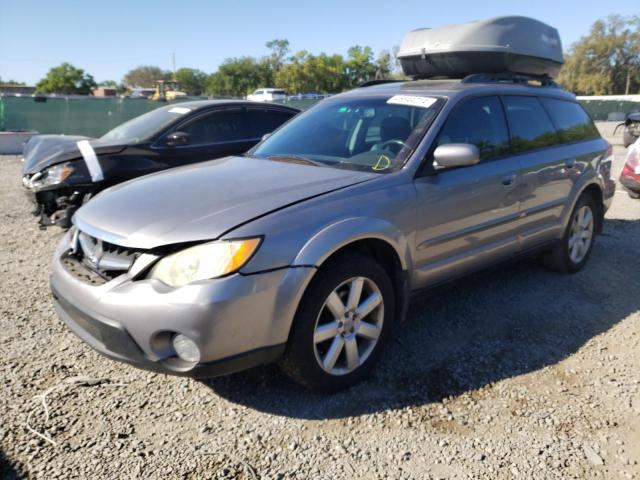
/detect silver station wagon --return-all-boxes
[49,18,616,391]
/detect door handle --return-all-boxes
[501,174,516,186]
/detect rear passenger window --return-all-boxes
[246,109,295,139]
[540,98,599,143]
[436,96,509,161]
[502,96,559,153]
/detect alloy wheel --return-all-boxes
[568,205,594,264]
[313,276,384,375]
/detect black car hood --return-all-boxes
[21,135,127,175]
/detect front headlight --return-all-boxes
[30,163,75,189]
[149,238,262,287]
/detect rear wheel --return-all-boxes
[541,193,597,273]
[280,254,394,391]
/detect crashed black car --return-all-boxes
[21,100,299,227]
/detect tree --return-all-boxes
[99,80,118,87]
[558,15,640,95]
[206,57,272,97]
[375,50,393,80]
[35,63,96,94]
[0,77,26,86]
[122,65,172,88]
[266,38,290,74]
[345,46,377,88]
[276,51,347,94]
[174,68,208,95]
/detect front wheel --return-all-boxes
[541,193,597,273]
[280,254,395,391]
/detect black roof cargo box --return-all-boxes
[398,16,563,79]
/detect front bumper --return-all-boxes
[22,176,91,228]
[50,233,316,378]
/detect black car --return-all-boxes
[21,100,299,227]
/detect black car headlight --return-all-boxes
[30,163,75,189]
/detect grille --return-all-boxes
[65,230,143,283]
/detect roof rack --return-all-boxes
[462,72,559,87]
[358,79,404,88]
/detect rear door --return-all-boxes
[412,95,522,288]
[501,95,593,249]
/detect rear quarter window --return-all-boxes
[540,98,600,143]
[502,96,559,154]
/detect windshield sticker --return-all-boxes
[387,95,437,109]
[168,107,191,114]
[76,140,103,182]
[372,154,392,171]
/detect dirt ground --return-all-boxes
[1,125,639,479]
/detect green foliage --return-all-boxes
[265,39,290,74]
[0,77,26,86]
[208,38,393,96]
[345,45,377,88]
[174,68,208,95]
[35,63,97,95]
[122,66,172,88]
[558,15,640,95]
[276,51,348,94]
[206,57,272,97]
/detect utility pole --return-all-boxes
[172,52,176,77]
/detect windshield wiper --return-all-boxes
[265,155,326,167]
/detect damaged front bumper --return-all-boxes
[22,175,91,228]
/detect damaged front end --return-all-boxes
[22,161,93,229]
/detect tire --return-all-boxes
[541,193,598,273]
[280,253,395,392]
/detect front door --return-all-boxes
[157,108,256,166]
[412,95,522,288]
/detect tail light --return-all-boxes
[621,143,640,181]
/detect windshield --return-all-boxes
[100,105,192,143]
[250,95,442,173]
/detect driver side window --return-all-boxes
[436,96,509,161]
[180,110,244,146]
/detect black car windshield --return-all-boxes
[250,95,442,173]
[100,105,193,143]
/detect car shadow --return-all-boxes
[204,218,640,419]
[0,448,24,480]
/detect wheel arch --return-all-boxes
[292,217,412,324]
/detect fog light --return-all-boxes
[172,334,201,363]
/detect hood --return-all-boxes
[21,135,126,174]
[74,156,377,249]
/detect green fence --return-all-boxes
[4,93,637,138]
[577,95,640,121]
[0,96,189,137]
[0,95,321,138]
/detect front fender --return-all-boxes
[293,216,412,272]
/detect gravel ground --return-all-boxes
[1,127,639,479]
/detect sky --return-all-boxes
[1,0,638,85]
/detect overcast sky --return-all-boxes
[1,0,638,85]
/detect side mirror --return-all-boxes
[166,131,189,147]
[433,143,480,168]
